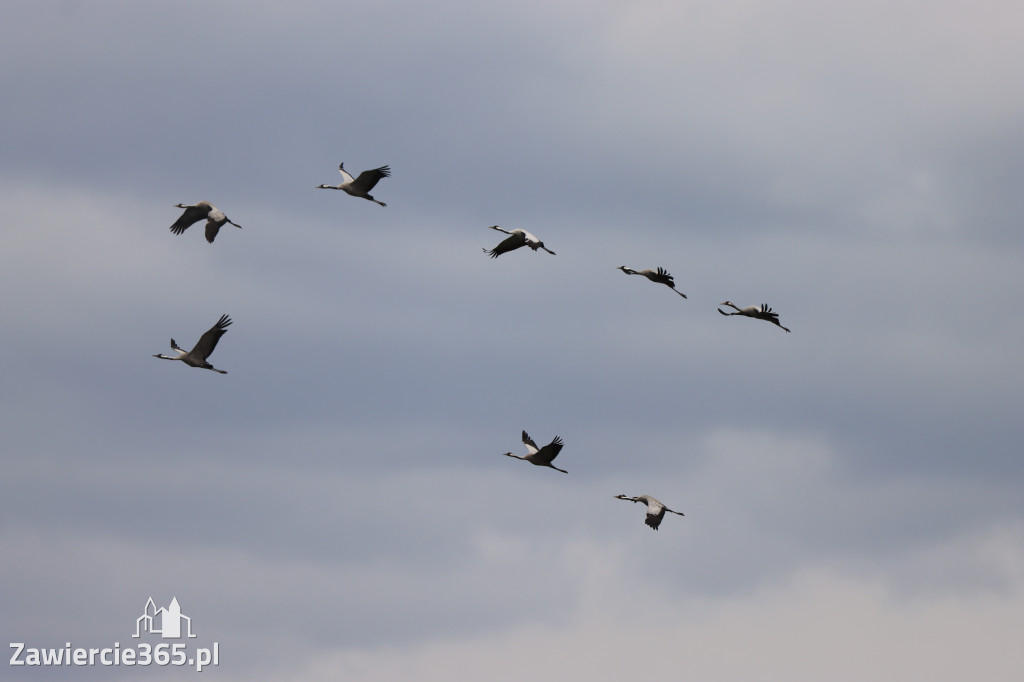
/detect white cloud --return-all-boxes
[288,556,1024,682]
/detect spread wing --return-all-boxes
[521,430,539,455]
[759,304,780,322]
[486,233,527,258]
[337,164,356,184]
[352,165,391,192]
[205,219,223,243]
[536,436,564,462]
[170,204,209,235]
[190,314,232,361]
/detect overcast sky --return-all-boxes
[2,1,1023,680]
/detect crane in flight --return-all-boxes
[169,201,242,243]
[718,301,791,332]
[316,162,391,206]
[616,266,687,298]
[614,494,684,530]
[152,314,233,374]
[483,225,556,258]
[502,430,567,474]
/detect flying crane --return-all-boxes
[502,430,567,474]
[169,201,242,243]
[718,301,791,332]
[614,494,685,530]
[617,266,688,298]
[483,225,556,258]
[152,314,233,374]
[316,162,391,206]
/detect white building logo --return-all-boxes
[133,597,196,639]
[10,596,218,671]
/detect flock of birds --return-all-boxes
[156,160,792,531]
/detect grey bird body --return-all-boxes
[718,301,790,332]
[484,225,556,258]
[170,201,242,243]
[614,494,684,530]
[316,162,391,206]
[617,266,687,298]
[152,314,233,374]
[502,430,567,474]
